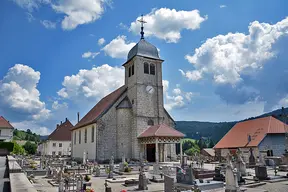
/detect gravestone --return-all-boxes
[108,156,114,178]
[93,165,100,177]
[236,149,246,177]
[255,166,268,180]
[119,155,125,172]
[249,148,256,166]
[176,165,195,185]
[213,167,225,181]
[225,153,239,192]
[83,151,86,165]
[164,175,175,192]
[138,156,148,190]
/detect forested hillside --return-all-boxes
[13,129,41,143]
[175,107,288,143]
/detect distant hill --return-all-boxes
[40,135,49,141]
[13,129,41,143]
[175,107,288,143]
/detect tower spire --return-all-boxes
[137,14,147,39]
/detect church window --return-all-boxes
[150,64,155,75]
[148,119,154,126]
[129,67,131,77]
[132,65,134,75]
[79,130,81,144]
[74,132,76,145]
[84,129,87,143]
[91,126,95,143]
[144,63,149,74]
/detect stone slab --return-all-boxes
[10,173,37,192]
[105,177,137,183]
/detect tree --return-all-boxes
[12,141,25,155]
[26,129,32,134]
[208,139,215,148]
[23,141,37,154]
[197,138,207,150]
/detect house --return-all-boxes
[71,26,185,162]
[41,118,73,156]
[214,116,287,162]
[0,116,14,142]
[201,148,215,159]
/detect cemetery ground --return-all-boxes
[11,156,288,192]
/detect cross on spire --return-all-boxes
[137,14,147,39]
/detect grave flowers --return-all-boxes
[84,175,91,182]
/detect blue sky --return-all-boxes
[1,0,288,135]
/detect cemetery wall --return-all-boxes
[258,133,285,156]
[72,123,97,160]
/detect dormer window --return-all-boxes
[150,64,155,75]
[144,63,149,74]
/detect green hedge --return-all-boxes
[0,142,14,152]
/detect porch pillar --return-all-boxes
[164,144,167,162]
[155,137,159,164]
[180,139,183,164]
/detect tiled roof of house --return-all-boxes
[138,124,185,138]
[201,148,215,157]
[72,86,127,130]
[214,116,286,149]
[48,119,73,141]
[0,116,14,129]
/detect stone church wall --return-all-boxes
[116,108,132,159]
[97,93,127,161]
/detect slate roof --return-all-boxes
[138,124,185,138]
[72,86,127,130]
[0,116,14,129]
[214,116,286,149]
[127,39,160,61]
[48,119,73,141]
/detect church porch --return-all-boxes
[138,136,183,163]
[137,124,185,163]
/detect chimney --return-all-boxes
[57,124,59,128]
[77,112,80,123]
[65,117,68,122]
[61,121,63,124]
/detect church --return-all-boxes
[71,22,185,162]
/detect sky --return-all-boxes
[0,0,288,135]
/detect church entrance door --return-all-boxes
[146,144,156,162]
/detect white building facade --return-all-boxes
[0,116,14,142]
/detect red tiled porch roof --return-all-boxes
[138,124,185,138]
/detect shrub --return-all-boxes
[124,167,131,172]
[0,142,14,152]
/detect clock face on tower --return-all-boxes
[146,85,155,94]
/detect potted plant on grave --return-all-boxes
[84,175,91,182]
[85,188,94,192]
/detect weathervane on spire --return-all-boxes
[137,14,147,39]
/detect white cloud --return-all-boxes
[51,0,109,30]
[220,5,227,8]
[12,120,51,135]
[82,51,100,59]
[0,64,50,120]
[11,0,50,12]
[102,36,136,59]
[26,12,35,22]
[182,17,288,84]
[129,8,207,43]
[179,69,202,81]
[52,100,68,110]
[40,20,56,29]
[58,64,124,102]
[163,80,192,111]
[98,38,105,46]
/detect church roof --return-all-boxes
[48,119,73,141]
[138,124,185,138]
[72,86,127,130]
[214,116,286,149]
[127,39,160,61]
[0,116,14,129]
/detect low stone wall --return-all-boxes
[7,155,38,192]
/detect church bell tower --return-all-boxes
[123,15,165,158]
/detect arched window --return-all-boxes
[150,64,155,75]
[144,62,149,74]
[148,119,154,126]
